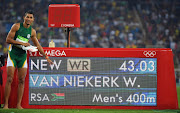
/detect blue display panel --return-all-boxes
[29,57,157,106]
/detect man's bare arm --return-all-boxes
[31,28,53,65]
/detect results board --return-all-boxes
[29,57,157,106]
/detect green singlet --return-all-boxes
[7,23,32,68]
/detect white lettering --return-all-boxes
[61,24,74,27]
[43,94,50,101]
[92,94,116,103]
[29,51,33,56]
[74,76,76,86]
[103,97,109,103]
[123,77,137,87]
[30,76,39,86]
[52,50,66,56]
[31,93,36,101]
[39,52,43,56]
[51,50,55,56]
[64,76,72,86]
[55,50,61,56]
[31,59,61,70]
[63,76,120,88]
[50,76,59,86]
[41,60,47,70]
[61,50,66,56]
[37,93,42,101]
[77,76,84,87]
[103,77,110,87]
[95,76,101,87]
[111,77,119,87]
[92,94,103,102]
[44,50,66,56]
[39,76,49,86]
[45,51,51,56]
[85,76,93,87]
[30,93,50,102]
[29,50,66,57]
[50,60,62,70]
[31,59,39,70]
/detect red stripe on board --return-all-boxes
[54,93,65,96]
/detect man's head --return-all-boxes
[24,10,34,26]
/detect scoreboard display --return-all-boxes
[48,4,80,27]
[18,48,178,109]
[29,57,157,106]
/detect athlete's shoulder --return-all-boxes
[11,23,20,31]
[13,23,20,28]
[31,28,36,36]
[31,28,36,33]
[31,27,36,31]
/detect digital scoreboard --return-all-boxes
[11,48,176,109]
[29,57,157,106]
[48,4,80,27]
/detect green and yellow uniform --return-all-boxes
[7,23,31,68]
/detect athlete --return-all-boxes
[3,10,53,109]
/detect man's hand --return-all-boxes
[46,58,53,65]
[22,42,30,47]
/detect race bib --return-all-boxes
[15,35,29,48]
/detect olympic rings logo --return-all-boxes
[143,51,156,57]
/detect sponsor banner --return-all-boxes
[29,50,66,57]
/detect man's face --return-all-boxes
[24,13,34,25]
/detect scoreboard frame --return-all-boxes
[10,48,179,109]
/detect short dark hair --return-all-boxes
[25,10,34,16]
